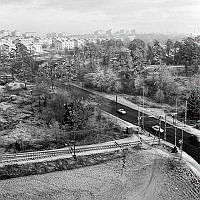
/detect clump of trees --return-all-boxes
[80,37,199,118]
[1,37,200,123]
[84,65,121,93]
[187,75,200,120]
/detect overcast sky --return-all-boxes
[0,0,199,35]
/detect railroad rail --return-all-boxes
[0,139,159,165]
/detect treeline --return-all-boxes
[0,38,200,120]
[81,37,200,119]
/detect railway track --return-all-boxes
[0,139,159,165]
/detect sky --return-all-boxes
[0,0,200,35]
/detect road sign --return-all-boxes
[179,139,183,144]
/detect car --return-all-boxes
[117,108,126,115]
[152,125,164,133]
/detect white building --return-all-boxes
[26,43,43,55]
[23,32,37,38]
[77,39,85,49]
[62,39,78,50]
[39,38,52,46]
[33,44,43,55]
[21,38,34,46]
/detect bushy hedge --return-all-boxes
[0,150,122,180]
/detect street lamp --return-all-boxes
[179,100,187,159]
[72,126,76,160]
[179,138,183,159]
[115,93,118,112]
[142,84,145,129]
[137,105,140,134]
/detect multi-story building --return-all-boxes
[66,39,78,50]
[54,39,63,51]
[39,38,52,46]
[25,43,43,55]
[21,38,34,45]
[23,32,37,38]
[77,39,86,49]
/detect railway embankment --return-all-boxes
[0,147,140,180]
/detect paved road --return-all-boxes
[66,84,200,164]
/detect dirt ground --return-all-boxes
[0,148,199,200]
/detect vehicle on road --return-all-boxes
[117,108,126,115]
[152,125,164,133]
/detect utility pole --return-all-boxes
[137,105,140,134]
[164,115,167,141]
[180,100,188,159]
[115,93,118,112]
[159,116,162,144]
[142,84,145,129]
[179,138,183,159]
[73,126,76,159]
[174,98,178,147]
[71,109,76,160]
[184,100,187,125]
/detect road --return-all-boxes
[67,84,200,164]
